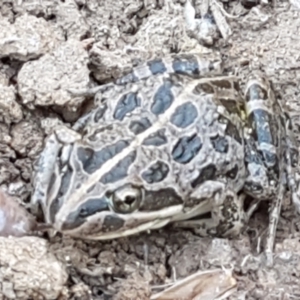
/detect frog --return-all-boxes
[30,53,300,265]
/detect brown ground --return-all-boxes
[1,0,300,299]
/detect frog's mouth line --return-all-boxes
[58,205,183,240]
[77,218,175,240]
[59,200,213,240]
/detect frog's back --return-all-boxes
[71,75,246,204]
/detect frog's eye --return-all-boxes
[109,185,143,214]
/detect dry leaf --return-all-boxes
[151,268,237,300]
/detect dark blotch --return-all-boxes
[49,198,64,224]
[142,161,169,184]
[242,0,259,8]
[244,137,264,165]
[285,115,293,130]
[218,115,242,144]
[170,102,198,128]
[193,82,214,94]
[58,166,73,197]
[226,122,242,144]
[202,13,215,22]
[113,92,141,121]
[210,135,229,153]
[210,78,231,89]
[49,166,73,223]
[151,80,174,115]
[271,162,280,181]
[77,198,109,218]
[147,59,167,75]
[100,151,137,184]
[102,215,125,232]
[129,117,152,134]
[263,150,277,166]
[93,103,107,123]
[172,55,200,77]
[191,164,217,188]
[290,147,299,168]
[172,134,202,164]
[248,109,277,146]
[140,189,183,211]
[225,165,239,179]
[219,99,243,115]
[245,83,268,102]
[142,129,167,146]
[208,61,215,71]
[233,81,240,92]
[61,197,109,231]
[77,140,129,174]
[244,181,263,194]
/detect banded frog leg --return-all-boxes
[284,115,300,213]
[68,52,224,98]
[242,73,300,265]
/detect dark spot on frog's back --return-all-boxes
[170,102,198,128]
[151,80,174,115]
[172,134,202,164]
[218,115,242,144]
[142,129,167,146]
[100,151,137,184]
[193,82,214,94]
[172,55,200,76]
[225,164,239,179]
[191,164,217,188]
[147,58,167,75]
[61,197,109,231]
[210,135,229,153]
[142,161,169,184]
[77,140,129,174]
[129,117,152,134]
[113,92,141,121]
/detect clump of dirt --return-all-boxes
[1,0,300,299]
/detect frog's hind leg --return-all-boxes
[173,181,246,238]
[243,73,286,266]
[284,117,300,214]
